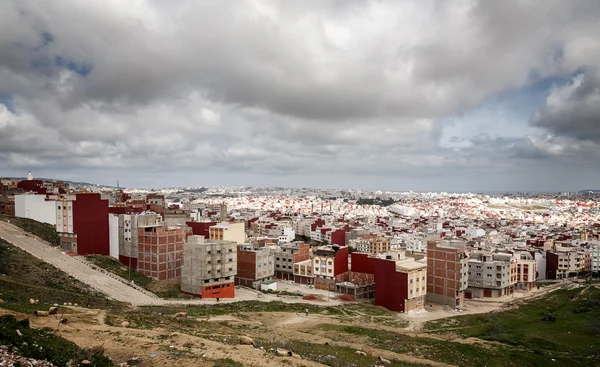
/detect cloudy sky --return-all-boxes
[1,0,599,192]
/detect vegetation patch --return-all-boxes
[0,215,60,245]
[423,287,600,365]
[0,240,123,312]
[0,315,113,367]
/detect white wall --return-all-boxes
[109,214,119,259]
[14,194,57,225]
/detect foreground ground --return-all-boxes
[2,223,599,366]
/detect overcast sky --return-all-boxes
[1,1,599,192]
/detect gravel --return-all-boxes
[0,345,55,367]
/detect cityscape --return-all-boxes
[1,0,600,366]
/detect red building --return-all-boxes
[351,252,425,312]
[137,224,185,281]
[55,193,109,255]
[186,221,217,238]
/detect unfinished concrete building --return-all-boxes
[137,215,185,281]
[426,240,469,307]
[181,235,237,298]
[236,243,275,288]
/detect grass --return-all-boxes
[0,239,124,312]
[255,339,425,367]
[85,255,153,287]
[0,215,60,245]
[423,286,600,365]
[319,323,587,367]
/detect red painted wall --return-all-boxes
[119,255,138,271]
[546,251,559,279]
[330,230,346,246]
[334,246,349,276]
[351,252,376,274]
[73,193,109,255]
[186,221,217,238]
[374,258,408,312]
[201,282,235,298]
[17,180,46,194]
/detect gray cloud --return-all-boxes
[531,70,600,142]
[1,0,600,191]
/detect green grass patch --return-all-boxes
[255,339,425,367]
[423,286,600,364]
[320,324,586,367]
[85,255,152,288]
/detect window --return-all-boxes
[229,249,233,253]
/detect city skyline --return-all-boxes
[1,1,599,192]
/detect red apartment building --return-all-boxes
[55,193,110,255]
[186,221,217,238]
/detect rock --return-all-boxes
[276,348,290,356]
[48,306,59,315]
[378,356,391,364]
[239,336,254,345]
[355,351,367,356]
[15,329,22,337]
[74,303,78,307]
[0,298,4,304]
[68,302,73,306]
[29,298,36,304]
[121,321,130,328]
[81,360,91,365]
[127,356,142,365]
[34,310,49,317]
[173,312,188,318]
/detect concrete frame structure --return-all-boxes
[137,218,185,281]
[181,236,237,298]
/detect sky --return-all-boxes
[1,0,599,192]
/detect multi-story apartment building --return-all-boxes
[426,241,469,307]
[466,252,515,298]
[181,236,237,298]
[350,235,390,254]
[108,212,163,266]
[137,217,185,281]
[209,221,245,244]
[591,246,600,276]
[274,241,310,280]
[352,251,426,313]
[293,259,314,284]
[556,247,586,278]
[311,245,349,288]
[236,244,275,288]
[52,193,109,255]
[514,251,537,290]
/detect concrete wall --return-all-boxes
[14,194,56,225]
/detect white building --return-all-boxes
[14,194,57,225]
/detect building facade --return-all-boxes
[426,241,469,307]
[274,241,310,280]
[137,219,185,281]
[181,236,237,298]
[236,244,275,288]
[466,252,515,298]
[209,222,246,244]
